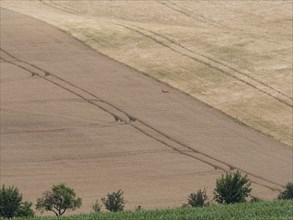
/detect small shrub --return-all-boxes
[185,188,208,207]
[0,185,34,218]
[17,201,35,217]
[36,184,82,216]
[278,182,293,200]
[214,170,252,204]
[101,190,126,212]
[92,199,102,213]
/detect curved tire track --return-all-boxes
[157,0,289,43]
[156,0,228,29]
[0,49,285,192]
[43,0,292,101]
[39,0,293,108]
[115,23,293,104]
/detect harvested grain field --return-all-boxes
[2,0,292,146]
[0,1,292,215]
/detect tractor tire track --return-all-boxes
[38,0,293,108]
[27,2,291,190]
[156,0,228,29]
[1,49,284,192]
[120,23,292,101]
[109,23,293,107]
[0,54,127,123]
[1,49,224,171]
[157,0,289,43]
[44,0,293,102]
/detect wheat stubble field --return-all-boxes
[0,0,292,214]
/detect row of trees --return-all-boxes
[0,185,126,218]
[1,171,292,218]
[184,171,252,208]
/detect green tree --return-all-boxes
[186,188,208,207]
[101,190,126,212]
[278,182,293,200]
[36,184,82,217]
[0,185,34,218]
[214,171,252,204]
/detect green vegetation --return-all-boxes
[36,184,82,217]
[10,200,293,220]
[278,182,293,200]
[183,188,208,208]
[214,171,252,204]
[0,185,34,218]
[2,175,293,219]
[101,190,126,212]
